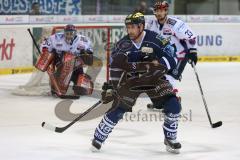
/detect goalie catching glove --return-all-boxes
[78,49,93,66]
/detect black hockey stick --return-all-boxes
[42,100,102,133]
[192,63,222,128]
[27,28,41,55]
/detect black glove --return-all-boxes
[101,82,114,104]
[80,49,93,55]
[185,52,198,66]
[79,49,93,66]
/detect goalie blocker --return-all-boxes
[35,47,54,72]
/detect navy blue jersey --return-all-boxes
[111,29,177,70]
[110,29,177,83]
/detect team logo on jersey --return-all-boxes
[141,47,153,54]
[132,62,137,70]
[163,28,172,35]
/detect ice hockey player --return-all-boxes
[90,12,182,154]
[145,1,198,110]
[35,24,94,99]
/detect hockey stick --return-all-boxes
[192,63,222,128]
[42,100,102,133]
[27,28,41,55]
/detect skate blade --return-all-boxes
[147,107,164,112]
[166,145,180,154]
[90,146,101,153]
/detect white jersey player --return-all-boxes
[41,27,93,58]
[145,1,198,109]
[146,1,197,72]
[36,24,94,98]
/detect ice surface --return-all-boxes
[0,63,240,160]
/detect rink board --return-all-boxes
[1,23,240,75]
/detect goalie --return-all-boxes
[35,24,94,99]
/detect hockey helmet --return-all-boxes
[125,12,145,26]
[154,1,169,11]
[64,24,77,44]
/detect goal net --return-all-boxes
[12,25,111,96]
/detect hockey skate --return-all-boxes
[164,138,181,154]
[90,139,102,152]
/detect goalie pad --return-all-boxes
[49,52,84,96]
[35,48,54,72]
[73,74,94,95]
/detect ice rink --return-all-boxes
[0,63,240,160]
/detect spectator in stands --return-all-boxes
[30,2,41,15]
[135,0,153,15]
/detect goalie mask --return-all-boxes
[64,24,77,44]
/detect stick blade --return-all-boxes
[212,121,222,128]
[41,122,56,131]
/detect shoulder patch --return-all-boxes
[116,39,132,52]
[156,34,171,46]
[167,18,177,26]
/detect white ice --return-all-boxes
[0,63,240,160]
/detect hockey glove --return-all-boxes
[185,51,198,66]
[101,82,114,104]
[79,49,93,66]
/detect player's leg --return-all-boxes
[91,85,139,152]
[90,101,128,152]
[162,95,182,153]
